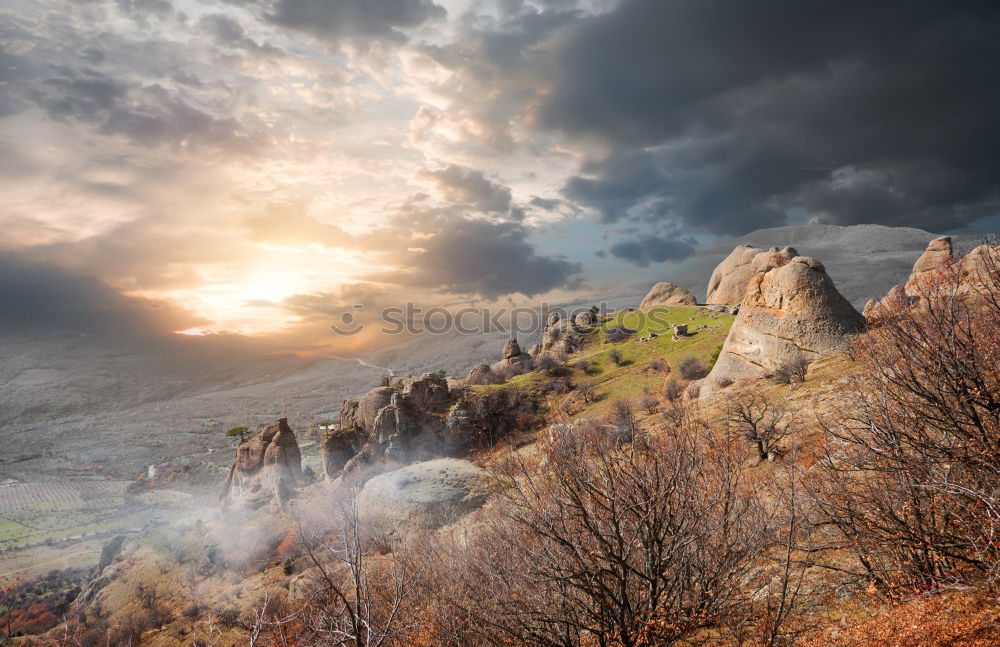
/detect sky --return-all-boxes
[1,0,999,343]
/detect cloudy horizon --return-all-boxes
[2,0,998,342]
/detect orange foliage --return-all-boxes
[799,593,1000,647]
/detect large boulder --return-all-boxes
[574,310,597,329]
[467,363,493,383]
[358,458,490,531]
[340,387,394,433]
[706,244,763,304]
[221,418,306,509]
[698,255,865,397]
[639,282,697,309]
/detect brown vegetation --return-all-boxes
[809,247,1000,597]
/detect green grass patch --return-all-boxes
[486,306,735,420]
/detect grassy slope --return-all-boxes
[496,305,734,420]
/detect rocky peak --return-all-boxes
[325,373,459,483]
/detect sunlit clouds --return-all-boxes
[2,0,999,341]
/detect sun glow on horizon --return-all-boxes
[140,249,374,336]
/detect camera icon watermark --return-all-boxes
[329,304,366,336]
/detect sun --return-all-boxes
[238,274,298,303]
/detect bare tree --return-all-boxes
[457,415,773,647]
[292,488,414,647]
[723,391,793,463]
[0,576,19,647]
[607,398,639,444]
[811,241,1000,595]
[637,392,658,415]
[771,353,809,385]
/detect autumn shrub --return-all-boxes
[679,356,709,380]
[608,348,624,365]
[452,417,772,647]
[811,244,1000,596]
[637,392,658,415]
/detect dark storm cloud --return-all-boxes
[607,235,696,268]
[29,68,268,154]
[0,253,202,335]
[423,164,513,213]
[539,0,1000,235]
[363,215,581,299]
[266,0,445,44]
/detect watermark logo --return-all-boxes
[328,302,675,337]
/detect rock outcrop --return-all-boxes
[328,373,463,482]
[502,338,522,360]
[864,238,1000,320]
[698,254,865,397]
[538,310,596,356]
[574,310,598,328]
[467,363,493,383]
[905,236,953,294]
[706,244,763,304]
[358,458,490,531]
[221,418,306,509]
[319,429,362,481]
[639,282,697,309]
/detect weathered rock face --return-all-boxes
[221,418,306,509]
[320,429,362,480]
[706,244,763,304]
[331,373,460,482]
[698,255,865,397]
[906,236,953,294]
[502,338,522,360]
[350,387,395,433]
[358,458,490,531]
[864,239,999,321]
[639,282,697,309]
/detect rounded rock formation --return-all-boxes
[358,458,490,530]
[639,282,697,309]
[698,255,865,397]
[906,236,953,294]
[221,418,306,509]
[706,244,763,304]
[574,310,597,329]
